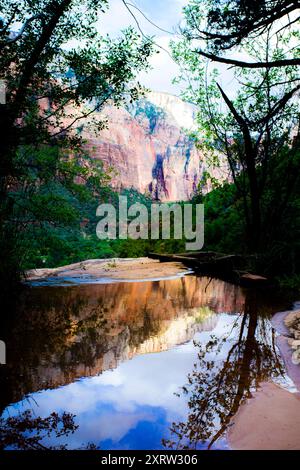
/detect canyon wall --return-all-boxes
[82,91,228,201]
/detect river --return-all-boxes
[0,274,293,450]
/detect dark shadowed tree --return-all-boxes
[172,7,300,253]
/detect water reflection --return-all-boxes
[163,290,286,450]
[0,276,290,449]
[1,276,244,408]
[0,410,85,450]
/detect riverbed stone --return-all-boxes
[284,310,300,365]
[288,339,300,349]
[284,310,300,328]
[292,349,300,365]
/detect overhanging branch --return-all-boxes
[196,49,300,69]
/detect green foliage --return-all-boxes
[196,145,300,277]
[20,186,189,269]
[180,0,300,68]
[277,275,300,293]
[171,1,300,265]
[1,0,299,284]
[0,0,154,283]
[195,182,245,253]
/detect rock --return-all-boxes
[288,339,300,349]
[292,349,300,365]
[295,331,300,340]
[284,310,300,328]
[284,310,300,365]
[276,335,300,392]
[81,92,229,201]
[242,273,267,280]
[240,273,268,282]
[228,382,300,450]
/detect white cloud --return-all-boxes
[138,36,181,94]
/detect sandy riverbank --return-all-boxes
[228,382,300,450]
[25,257,189,284]
[229,304,300,450]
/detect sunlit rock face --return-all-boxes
[82,92,228,201]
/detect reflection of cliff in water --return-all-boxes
[2,276,245,410]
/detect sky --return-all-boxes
[97,0,188,95]
[10,0,234,98]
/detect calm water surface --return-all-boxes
[0,275,292,450]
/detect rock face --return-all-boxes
[82,91,228,201]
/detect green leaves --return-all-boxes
[170,1,300,260]
[0,1,155,279]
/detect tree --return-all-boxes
[181,0,300,68]
[172,7,300,253]
[0,0,153,284]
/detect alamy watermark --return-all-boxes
[0,80,6,105]
[96,196,204,250]
[0,340,6,365]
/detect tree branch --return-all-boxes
[195,48,300,69]
[1,14,44,49]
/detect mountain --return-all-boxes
[82,91,228,201]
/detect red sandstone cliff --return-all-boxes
[82,91,228,201]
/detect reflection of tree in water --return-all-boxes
[0,410,96,450]
[163,291,285,450]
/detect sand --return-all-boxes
[25,257,189,283]
[229,305,300,450]
[228,382,300,450]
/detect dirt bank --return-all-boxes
[25,257,190,284]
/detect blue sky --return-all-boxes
[98,0,187,94]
